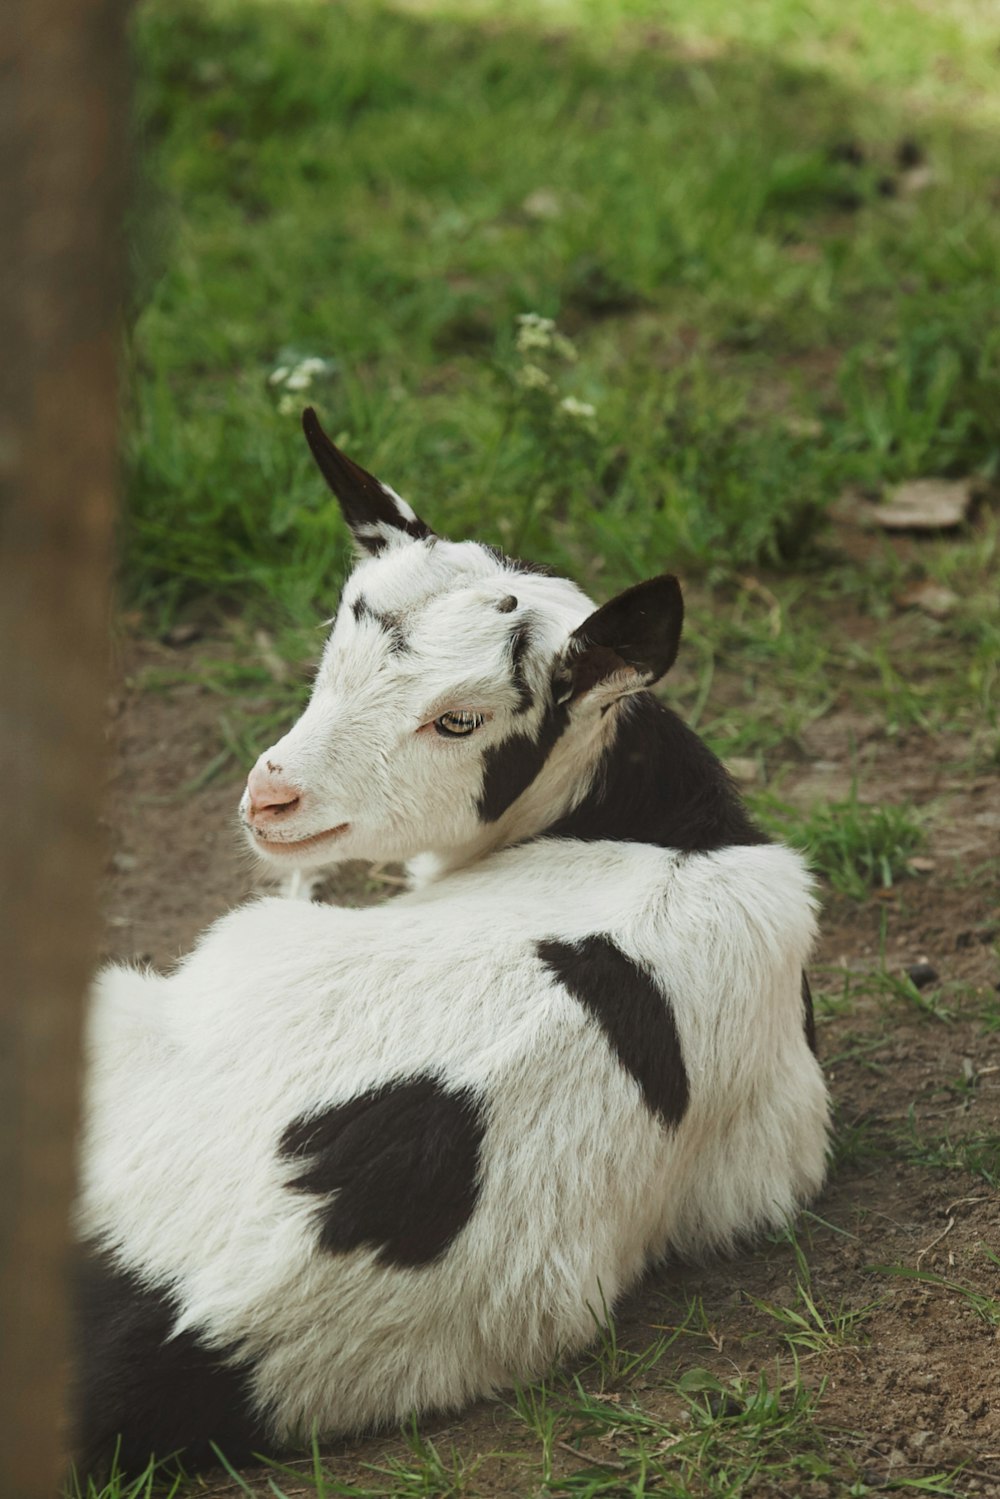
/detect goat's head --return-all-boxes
[240,408,684,871]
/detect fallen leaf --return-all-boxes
[895,580,959,618]
[725,757,760,784]
[907,856,936,873]
[871,478,974,531]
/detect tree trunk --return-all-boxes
[0,0,127,1492]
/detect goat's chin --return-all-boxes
[244,822,351,866]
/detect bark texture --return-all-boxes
[0,0,127,1492]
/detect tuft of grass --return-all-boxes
[748,1232,881,1354]
[761,784,926,898]
[371,1423,478,1499]
[557,1362,837,1495]
[64,1454,183,1499]
[510,1381,559,1484]
[901,1112,1000,1188]
[873,1261,1000,1330]
[580,1284,692,1390]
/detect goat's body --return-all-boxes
[76,420,831,1474]
[79,835,826,1464]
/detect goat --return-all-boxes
[74,407,829,1477]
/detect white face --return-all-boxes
[240,535,594,869]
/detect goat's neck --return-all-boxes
[408,706,616,884]
[408,692,767,887]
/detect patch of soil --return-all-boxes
[97,618,1000,1495]
[101,643,253,968]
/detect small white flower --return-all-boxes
[268,365,290,386]
[515,313,557,354]
[516,363,555,392]
[284,369,314,391]
[558,397,597,424]
[277,394,297,416]
[298,357,328,376]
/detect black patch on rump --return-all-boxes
[801,972,818,1056]
[545,693,769,853]
[280,1075,486,1268]
[72,1249,265,1480]
[537,935,690,1129]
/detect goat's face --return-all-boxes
[241,409,684,869]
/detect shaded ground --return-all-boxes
[98,573,999,1498]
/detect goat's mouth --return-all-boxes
[249,823,350,855]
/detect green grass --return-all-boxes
[748,1232,882,1355]
[65,1456,180,1499]
[126,0,1000,626]
[873,1258,1000,1330]
[760,785,926,898]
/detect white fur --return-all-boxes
[238,537,598,875]
[80,519,829,1447]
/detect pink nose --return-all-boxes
[245,761,302,825]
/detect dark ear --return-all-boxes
[302,407,434,555]
[555,575,684,705]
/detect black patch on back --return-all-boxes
[545,693,769,852]
[801,972,818,1056]
[280,1075,486,1268]
[72,1249,265,1480]
[351,595,407,651]
[536,935,689,1128]
[509,623,534,713]
[476,699,569,823]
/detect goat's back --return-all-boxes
[78,837,827,1461]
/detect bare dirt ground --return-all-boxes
[98,597,1000,1497]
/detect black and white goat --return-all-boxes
[75,408,829,1476]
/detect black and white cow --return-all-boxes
[75,408,828,1476]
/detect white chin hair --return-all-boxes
[246,824,351,866]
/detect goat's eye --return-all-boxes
[434,711,485,738]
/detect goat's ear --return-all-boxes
[302,407,434,556]
[553,575,684,706]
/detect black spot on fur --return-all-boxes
[537,935,689,1128]
[281,1075,486,1268]
[509,623,534,713]
[497,594,518,613]
[351,595,407,651]
[476,699,568,823]
[72,1249,265,1480]
[801,972,818,1056]
[545,694,769,852]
